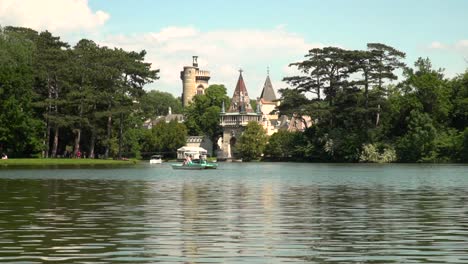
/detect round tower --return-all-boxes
[181,65,197,107]
[181,56,210,107]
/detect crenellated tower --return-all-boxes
[180,56,211,107]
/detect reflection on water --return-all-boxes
[0,163,467,263]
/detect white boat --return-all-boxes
[149,155,163,164]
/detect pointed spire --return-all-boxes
[228,70,253,113]
[260,75,277,102]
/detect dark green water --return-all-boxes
[0,163,467,263]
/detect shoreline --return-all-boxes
[0,158,139,166]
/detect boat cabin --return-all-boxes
[177,146,207,161]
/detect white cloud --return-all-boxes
[0,0,109,33]
[455,40,468,50]
[428,41,446,50]
[427,40,468,55]
[98,26,327,97]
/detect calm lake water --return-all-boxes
[0,162,467,263]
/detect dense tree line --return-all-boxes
[2,26,467,163]
[0,26,185,159]
[265,44,468,163]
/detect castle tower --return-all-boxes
[218,70,262,160]
[258,71,280,135]
[180,56,211,107]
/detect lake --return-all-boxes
[0,162,467,263]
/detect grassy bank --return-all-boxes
[0,158,139,166]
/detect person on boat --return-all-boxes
[200,155,207,165]
[183,155,192,165]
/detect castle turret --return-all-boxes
[218,70,261,160]
[181,56,211,107]
[258,71,280,136]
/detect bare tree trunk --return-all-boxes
[51,77,60,158]
[104,114,112,159]
[44,125,50,158]
[73,129,81,157]
[376,104,381,127]
[73,77,84,158]
[118,113,123,159]
[104,101,112,159]
[51,126,59,158]
[89,128,96,159]
[44,75,52,158]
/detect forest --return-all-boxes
[265,44,468,162]
[0,26,185,159]
[0,26,467,162]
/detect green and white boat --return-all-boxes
[171,161,218,170]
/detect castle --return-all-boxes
[180,57,311,160]
[180,56,211,107]
[218,70,262,160]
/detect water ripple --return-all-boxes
[0,163,468,263]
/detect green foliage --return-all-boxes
[140,121,187,158]
[184,84,230,150]
[396,110,437,162]
[460,128,468,162]
[359,143,396,163]
[140,90,182,118]
[264,130,306,160]
[237,121,268,161]
[281,44,466,163]
[0,28,43,156]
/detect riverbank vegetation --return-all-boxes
[264,44,468,163]
[0,158,138,166]
[0,26,467,163]
[0,26,183,160]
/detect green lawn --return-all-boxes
[0,158,139,166]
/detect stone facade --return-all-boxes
[257,75,280,136]
[180,56,210,107]
[218,71,261,160]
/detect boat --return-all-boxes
[204,162,218,169]
[149,155,163,164]
[171,163,206,170]
[171,160,218,170]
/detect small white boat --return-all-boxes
[149,155,163,164]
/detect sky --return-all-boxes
[1,0,467,98]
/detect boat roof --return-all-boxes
[177,146,207,153]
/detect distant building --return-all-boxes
[257,74,280,136]
[218,70,262,160]
[142,107,184,129]
[275,114,313,132]
[180,56,211,107]
[186,135,213,156]
[257,73,312,134]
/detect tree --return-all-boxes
[184,84,230,151]
[284,47,353,107]
[34,31,71,158]
[449,70,468,130]
[396,110,437,162]
[237,121,268,161]
[153,121,187,158]
[264,130,302,160]
[367,43,406,91]
[0,28,42,156]
[140,90,182,118]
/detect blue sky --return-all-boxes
[1,0,467,97]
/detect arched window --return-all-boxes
[197,85,204,95]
